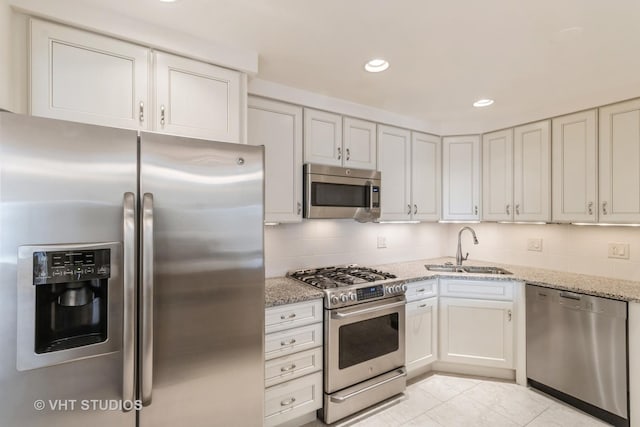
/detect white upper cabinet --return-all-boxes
[599,99,640,223]
[154,52,241,143]
[30,19,243,143]
[411,132,441,221]
[552,110,598,223]
[513,120,551,222]
[303,108,343,167]
[442,135,481,221]
[248,97,303,223]
[30,19,149,130]
[482,129,514,222]
[377,125,412,220]
[343,117,377,169]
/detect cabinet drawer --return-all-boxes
[265,323,323,360]
[405,279,438,302]
[265,372,323,427]
[265,347,323,388]
[265,299,323,334]
[439,279,514,301]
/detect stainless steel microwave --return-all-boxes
[304,164,381,222]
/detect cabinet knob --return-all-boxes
[602,201,608,215]
[337,146,342,160]
[139,101,144,123]
[346,148,350,161]
[588,201,594,215]
[297,202,302,216]
[474,205,478,216]
[160,105,166,127]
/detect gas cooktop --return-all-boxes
[288,265,397,289]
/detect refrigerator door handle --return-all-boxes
[122,192,136,410]
[141,193,155,406]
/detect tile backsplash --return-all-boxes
[266,220,640,282]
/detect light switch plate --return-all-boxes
[527,238,543,252]
[608,242,629,259]
[377,235,387,249]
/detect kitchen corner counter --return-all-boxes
[265,277,324,308]
[378,257,640,303]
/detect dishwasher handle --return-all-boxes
[559,291,582,301]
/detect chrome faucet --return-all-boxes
[456,226,479,265]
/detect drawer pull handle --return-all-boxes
[419,304,427,308]
[417,288,425,292]
[280,313,296,320]
[280,364,296,372]
[280,397,296,406]
[280,339,296,346]
[508,310,512,322]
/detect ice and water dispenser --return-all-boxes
[17,243,122,371]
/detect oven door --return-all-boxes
[325,296,405,393]
[305,173,380,221]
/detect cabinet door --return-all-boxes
[406,298,438,374]
[248,97,303,223]
[30,19,149,130]
[411,132,441,221]
[552,110,598,223]
[599,99,640,223]
[482,129,513,221]
[439,297,514,369]
[442,136,481,220]
[303,108,342,166]
[513,120,551,222]
[377,125,411,220]
[154,51,241,142]
[343,117,377,169]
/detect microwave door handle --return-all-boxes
[122,192,136,410]
[368,181,373,211]
[141,193,154,406]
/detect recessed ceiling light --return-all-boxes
[473,99,494,108]
[365,59,389,73]
[159,0,177,3]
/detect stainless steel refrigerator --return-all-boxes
[0,112,265,426]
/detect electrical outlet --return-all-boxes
[527,238,543,252]
[608,243,629,259]
[377,236,387,249]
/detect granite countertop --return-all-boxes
[265,257,640,307]
[265,276,324,308]
[377,257,640,302]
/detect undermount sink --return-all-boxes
[425,264,513,275]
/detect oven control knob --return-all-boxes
[330,295,339,305]
[401,284,407,292]
[349,293,357,301]
[340,294,348,303]
[394,285,402,293]
[386,286,393,294]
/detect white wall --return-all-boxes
[447,223,640,282]
[264,220,448,278]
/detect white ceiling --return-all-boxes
[74,0,640,133]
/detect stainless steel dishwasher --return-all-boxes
[526,284,628,427]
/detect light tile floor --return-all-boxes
[303,373,611,426]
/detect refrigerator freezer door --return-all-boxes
[139,132,265,426]
[0,113,137,426]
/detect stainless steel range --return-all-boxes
[288,265,407,424]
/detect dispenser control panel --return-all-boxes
[33,249,111,285]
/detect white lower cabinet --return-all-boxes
[265,299,323,427]
[406,297,438,374]
[439,296,514,369]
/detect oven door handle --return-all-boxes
[329,368,407,402]
[332,300,405,319]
